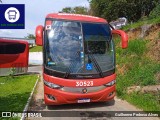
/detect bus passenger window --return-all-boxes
[0,43,26,54]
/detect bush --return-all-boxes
[149,4,160,19]
[127,39,147,56]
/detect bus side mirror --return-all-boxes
[112,30,128,49]
[35,25,44,46]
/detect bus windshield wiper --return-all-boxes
[64,50,104,78]
[64,51,80,78]
[87,50,104,78]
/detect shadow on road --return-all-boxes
[29,97,115,111]
[47,99,115,110]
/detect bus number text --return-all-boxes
[76,81,93,87]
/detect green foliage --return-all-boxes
[25,33,35,39]
[6,68,17,80]
[0,75,38,111]
[29,46,42,52]
[89,0,159,22]
[60,7,73,13]
[127,39,147,56]
[115,38,160,111]
[122,17,160,31]
[126,93,160,111]
[149,4,160,19]
[10,68,16,75]
[59,6,89,15]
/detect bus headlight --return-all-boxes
[104,80,116,87]
[44,79,63,89]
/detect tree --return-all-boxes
[149,4,160,19]
[73,6,89,15]
[60,7,73,13]
[25,33,35,39]
[89,0,159,22]
[59,6,89,15]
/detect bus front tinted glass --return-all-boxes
[45,20,115,75]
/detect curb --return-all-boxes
[20,75,40,120]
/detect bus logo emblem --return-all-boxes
[82,88,87,93]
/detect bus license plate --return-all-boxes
[78,98,90,103]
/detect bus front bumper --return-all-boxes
[44,84,115,105]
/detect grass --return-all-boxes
[126,93,160,111]
[122,17,160,31]
[0,75,38,112]
[29,46,42,52]
[114,38,160,111]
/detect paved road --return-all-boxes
[27,66,160,120]
[28,65,42,74]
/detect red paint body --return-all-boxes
[0,39,29,68]
[46,13,108,23]
[35,13,128,105]
[112,30,128,48]
[44,73,116,105]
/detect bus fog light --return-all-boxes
[47,94,56,100]
[104,80,116,87]
[108,92,114,97]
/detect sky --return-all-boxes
[0,0,89,38]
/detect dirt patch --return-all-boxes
[146,24,160,40]
[146,39,160,63]
[140,24,153,38]
[127,24,160,63]
[127,24,160,40]
[127,28,141,40]
[145,24,160,63]
[116,54,136,75]
[155,72,160,84]
[116,65,128,75]
[141,85,160,95]
[127,86,141,94]
[127,85,160,95]
[28,76,46,111]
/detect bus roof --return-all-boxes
[0,38,28,45]
[46,13,107,23]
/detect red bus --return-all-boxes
[35,13,128,105]
[0,39,29,76]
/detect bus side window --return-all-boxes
[0,43,26,54]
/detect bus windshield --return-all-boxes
[45,20,115,78]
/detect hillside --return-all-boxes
[127,23,160,62]
[115,19,160,111]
